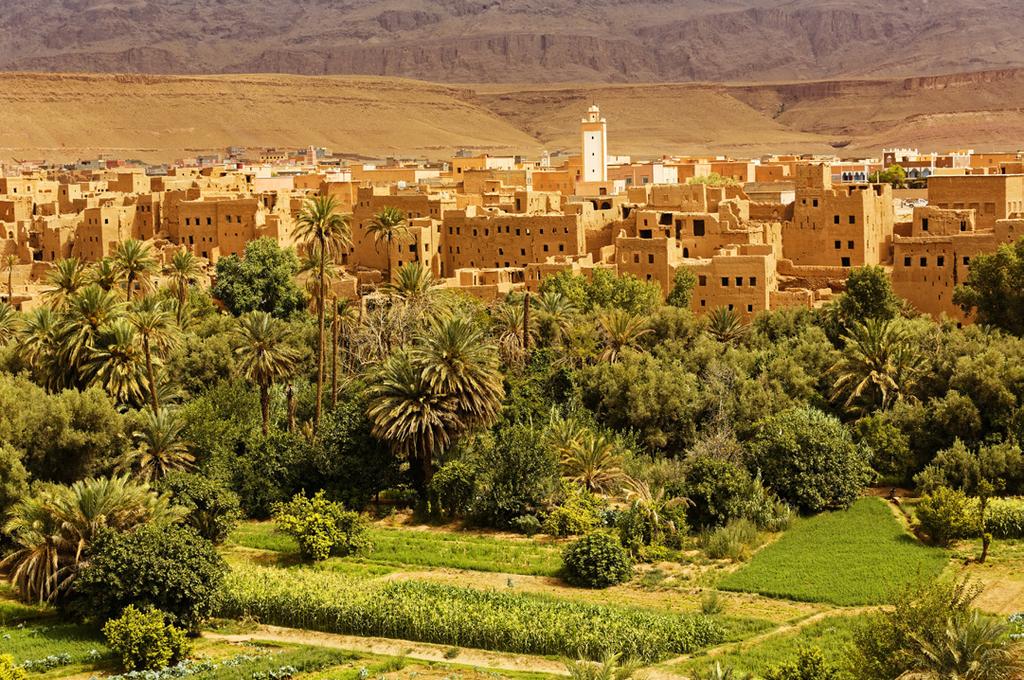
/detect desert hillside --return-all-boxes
[2,0,1024,83]
[2,69,1024,163]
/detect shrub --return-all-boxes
[682,456,753,529]
[473,422,559,527]
[699,519,759,562]
[0,655,26,680]
[986,498,1024,538]
[511,514,541,536]
[103,606,191,671]
[747,407,873,513]
[743,475,793,532]
[916,487,977,546]
[273,491,370,562]
[764,645,843,680]
[429,460,477,519]
[71,524,226,631]
[157,472,241,544]
[543,485,604,537]
[220,564,721,662]
[562,532,633,588]
[700,591,724,616]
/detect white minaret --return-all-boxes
[580,104,607,183]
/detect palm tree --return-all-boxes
[0,302,16,346]
[42,258,87,309]
[905,611,1023,680]
[232,311,301,435]
[83,318,150,405]
[17,307,59,383]
[830,318,922,414]
[294,195,352,435]
[1,476,181,604]
[705,307,748,345]
[367,350,457,495]
[3,254,17,302]
[121,408,195,481]
[366,206,410,284]
[127,298,179,411]
[491,301,535,367]
[88,257,119,292]
[385,261,439,303]
[57,284,124,384]
[561,433,625,494]
[597,308,652,363]
[535,290,577,346]
[564,652,640,680]
[112,238,158,301]
[164,249,202,325]
[413,315,504,429]
[299,246,339,317]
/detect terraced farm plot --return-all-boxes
[230,522,564,577]
[717,498,948,606]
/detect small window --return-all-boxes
[749,277,757,286]
[226,215,232,223]
[693,219,705,237]
[937,256,945,267]
[747,304,753,312]
[698,275,707,286]
[849,215,856,224]
[812,199,818,207]
[841,256,851,267]
[633,254,640,264]
[847,240,854,249]
[834,215,840,224]
[648,254,654,264]
[834,240,841,249]
[920,257,928,267]
[963,256,970,265]
[735,276,743,287]
[904,256,912,266]
[700,299,706,307]
[922,218,929,231]
[721,277,729,287]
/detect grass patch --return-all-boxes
[675,614,860,677]
[229,522,564,577]
[183,646,359,680]
[717,498,948,606]
[1,620,110,666]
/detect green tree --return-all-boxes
[682,456,753,529]
[127,297,179,411]
[539,269,660,315]
[0,302,16,346]
[83,318,150,406]
[0,443,28,533]
[597,308,652,363]
[112,239,159,301]
[3,254,16,303]
[534,290,578,347]
[366,206,410,283]
[121,408,195,482]
[954,237,1024,335]
[667,267,697,308]
[560,432,625,494]
[474,421,559,526]
[868,164,907,188]
[294,195,352,434]
[705,307,748,345]
[231,311,301,436]
[157,471,241,544]
[103,605,190,671]
[385,261,440,302]
[747,407,873,513]
[839,265,900,325]
[88,257,119,292]
[212,238,306,318]
[765,645,843,680]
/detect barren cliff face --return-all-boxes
[2,0,1024,82]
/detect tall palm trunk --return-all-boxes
[286,382,296,432]
[7,266,12,302]
[143,335,159,412]
[126,273,134,302]
[260,383,270,437]
[384,234,392,283]
[176,284,187,326]
[331,295,339,409]
[314,235,326,435]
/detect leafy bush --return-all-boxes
[699,519,759,562]
[511,514,541,536]
[543,485,604,537]
[683,456,753,529]
[916,487,978,546]
[747,407,873,513]
[473,422,559,527]
[220,564,721,662]
[71,524,226,631]
[157,472,241,544]
[0,655,26,680]
[742,475,793,532]
[273,491,370,561]
[103,606,191,671]
[562,532,633,588]
[764,645,843,680]
[429,460,477,519]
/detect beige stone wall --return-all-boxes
[928,175,1024,230]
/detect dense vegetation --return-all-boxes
[2,204,1024,677]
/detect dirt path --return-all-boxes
[204,624,571,676]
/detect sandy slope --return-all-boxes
[2,69,1024,163]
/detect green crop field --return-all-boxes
[230,522,565,576]
[717,498,948,606]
